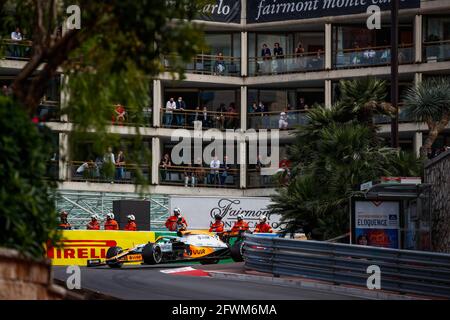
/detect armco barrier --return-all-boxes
[243,234,450,298]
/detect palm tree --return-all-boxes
[403,77,450,157]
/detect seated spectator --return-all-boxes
[310,49,324,69]
[76,160,97,179]
[279,111,288,130]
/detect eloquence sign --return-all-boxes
[169,196,285,230]
[247,0,420,23]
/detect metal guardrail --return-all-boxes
[243,234,450,298]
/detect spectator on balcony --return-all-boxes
[160,153,172,181]
[103,147,116,182]
[226,102,238,129]
[1,85,12,96]
[165,97,176,126]
[112,103,126,125]
[214,52,226,75]
[261,44,272,74]
[363,45,376,64]
[194,157,206,185]
[279,110,288,130]
[10,27,23,57]
[220,155,231,186]
[215,103,226,130]
[351,42,362,65]
[298,97,309,110]
[175,96,186,126]
[273,42,284,73]
[310,49,324,69]
[184,163,196,187]
[115,150,126,180]
[248,101,258,113]
[201,106,210,128]
[257,101,268,129]
[76,160,97,179]
[209,156,221,185]
[295,42,306,69]
[380,43,391,63]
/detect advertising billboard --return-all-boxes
[351,200,400,249]
[247,0,420,24]
[198,0,241,23]
[169,196,284,230]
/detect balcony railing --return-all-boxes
[423,40,450,63]
[247,169,278,188]
[35,100,61,122]
[248,51,325,76]
[70,161,150,184]
[373,104,413,124]
[164,54,241,76]
[334,44,414,69]
[161,108,240,130]
[248,109,309,130]
[159,165,239,188]
[0,39,32,60]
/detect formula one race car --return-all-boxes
[87,230,244,268]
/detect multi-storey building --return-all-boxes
[1,0,449,229]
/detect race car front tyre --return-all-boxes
[230,241,244,262]
[106,246,123,268]
[142,243,163,265]
[200,259,219,265]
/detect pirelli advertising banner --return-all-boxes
[169,196,284,231]
[47,230,159,266]
[247,0,420,23]
[351,200,401,249]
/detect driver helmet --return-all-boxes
[127,214,136,221]
[259,215,267,223]
[215,214,222,220]
[174,207,181,216]
[237,214,244,221]
[91,214,99,220]
[106,213,114,220]
[60,211,68,218]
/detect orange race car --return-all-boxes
[87,230,243,268]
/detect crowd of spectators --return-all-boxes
[347,41,411,66]
[258,42,324,74]
[163,96,239,130]
[159,153,236,188]
[74,147,127,182]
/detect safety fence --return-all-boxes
[243,234,450,298]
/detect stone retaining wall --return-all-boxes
[0,248,66,299]
[424,150,450,253]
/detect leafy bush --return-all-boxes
[0,96,60,259]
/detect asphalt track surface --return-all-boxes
[53,264,361,300]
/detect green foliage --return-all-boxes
[403,77,450,123]
[0,97,60,259]
[271,78,423,240]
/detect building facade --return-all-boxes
[1,0,450,229]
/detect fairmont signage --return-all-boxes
[170,196,285,230]
[247,0,420,23]
[198,0,241,23]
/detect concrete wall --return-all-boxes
[424,150,450,253]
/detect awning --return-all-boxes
[364,183,432,201]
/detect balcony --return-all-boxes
[0,39,32,60]
[248,110,309,130]
[161,108,239,130]
[159,165,240,188]
[164,54,241,77]
[248,51,324,76]
[334,44,414,69]
[69,161,150,184]
[423,40,450,63]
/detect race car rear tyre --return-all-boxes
[200,259,219,265]
[142,243,163,265]
[230,241,244,262]
[106,246,123,268]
